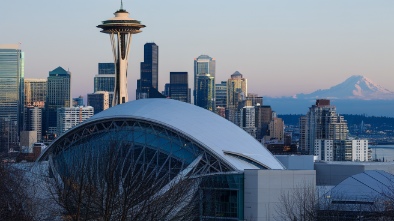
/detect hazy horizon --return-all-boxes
[1,0,393,100]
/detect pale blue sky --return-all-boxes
[1,0,393,99]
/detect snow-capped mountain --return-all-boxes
[295,75,394,100]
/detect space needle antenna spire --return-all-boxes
[97,3,145,106]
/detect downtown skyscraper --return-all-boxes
[226,71,247,125]
[196,73,215,111]
[24,78,46,142]
[194,55,215,106]
[136,43,164,99]
[44,67,71,136]
[0,44,24,152]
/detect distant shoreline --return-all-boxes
[370,143,394,147]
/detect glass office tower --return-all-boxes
[141,43,158,90]
[194,55,215,105]
[196,73,215,111]
[0,44,24,152]
[136,43,164,99]
[45,66,71,136]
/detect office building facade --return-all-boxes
[215,81,227,108]
[246,93,263,107]
[24,78,46,108]
[24,106,42,142]
[168,72,190,103]
[87,91,110,114]
[45,66,71,135]
[136,43,164,99]
[0,44,24,152]
[196,73,215,111]
[94,63,115,107]
[194,55,215,105]
[255,106,272,142]
[266,117,285,143]
[226,71,247,125]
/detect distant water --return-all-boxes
[370,145,394,162]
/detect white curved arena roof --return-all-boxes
[88,99,284,170]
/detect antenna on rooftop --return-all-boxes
[120,0,124,10]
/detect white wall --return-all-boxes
[244,170,316,221]
[352,139,368,161]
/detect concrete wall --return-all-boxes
[20,131,37,148]
[244,170,316,221]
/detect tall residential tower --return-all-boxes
[299,99,348,154]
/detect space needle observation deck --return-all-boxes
[97,2,145,106]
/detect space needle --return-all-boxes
[97,1,145,106]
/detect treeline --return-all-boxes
[279,114,394,129]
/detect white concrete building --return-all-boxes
[351,139,368,161]
[314,139,369,162]
[57,106,94,136]
[241,106,256,138]
[314,139,334,161]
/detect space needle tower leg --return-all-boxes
[110,32,133,106]
[98,3,145,106]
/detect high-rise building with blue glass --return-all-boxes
[196,73,215,111]
[194,55,215,105]
[0,44,24,152]
[142,42,158,90]
[215,81,227,108]
[169,72,190,103]
[136,43,164,99]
